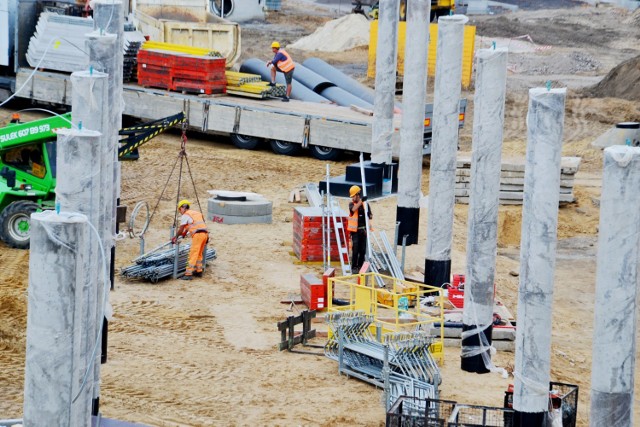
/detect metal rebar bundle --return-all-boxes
[121,244,217,283]
[324,311,439,409]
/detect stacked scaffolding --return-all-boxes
[121,244,217,283]
[123,30,146,82]
[225,70,286,98]
[324,311,440,409]
[26,13,93,72]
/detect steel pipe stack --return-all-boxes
[461,47,508,373]
[424,15,467,288]
[589,146,640,427]
[396,0,431,246]
[23,211,91,426]
[513,87,566,424]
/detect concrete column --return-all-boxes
[461,48,508,373]
[424,15,467,288]
[23,211,90,427]
[589,146,640,427]
[85,24,120,413]
[396,0,431,246]
[513,87,566,421]
[55,126,103,408]
[371,0,399,165]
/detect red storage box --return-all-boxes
[300,273,326,311]
[292,207,349,263]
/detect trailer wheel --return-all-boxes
[310,145,342,161]
[230,133,260,150]
[269,140,301,156]
[0,201,39,249]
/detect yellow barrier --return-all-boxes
[327,272,445,364]
[368,21,476,89]
[141,41,222,57]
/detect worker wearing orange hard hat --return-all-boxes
[172,199,209,280]
[266,41,295,102]
[346,185,372,273]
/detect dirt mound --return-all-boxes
[584,54,640,101]
[288,14,370,52]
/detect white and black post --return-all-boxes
[424,15,466,287]
[589,146,640,427]
[396,0,431,245]
[461,47,508,373]
[513,87,566,424]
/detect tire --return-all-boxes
[269,140,301,156]
[310,145,342,161]
[0,201,39,249]
[230,133,260,150]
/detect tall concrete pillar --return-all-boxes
[589,146,640,427]
[23,211,91,427]
[513,87,566,423]
[396,0,431,246]
[55,127,103,419]
[461,48,508,373]
[85,13,121,412]
[371,0,399,165]
[424,15,467,288]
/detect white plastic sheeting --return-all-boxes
[589,146,640,426]
[513,87,566,414]
[461,48,508,366]
[23,211,91,427]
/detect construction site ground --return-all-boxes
[2,2,640,426]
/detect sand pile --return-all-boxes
[289,14,370,52]
[585,54,640,101]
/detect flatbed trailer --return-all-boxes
[14,67,442,160]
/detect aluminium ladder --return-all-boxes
[328,195,351,276]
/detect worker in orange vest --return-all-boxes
[266,41,295,102]
[347,185,372,273]
[172,200,209,280]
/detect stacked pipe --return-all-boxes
[121,245,217,283]
[225,71,286,98]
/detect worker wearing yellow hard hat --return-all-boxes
[172,199,209,280]
[346,185,372,272]
[266,40,295,102]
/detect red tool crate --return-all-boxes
[300,273,326,310]
[137,49,227,95]
[292,207,349,263]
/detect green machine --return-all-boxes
[0,112,185,249]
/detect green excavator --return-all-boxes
[0,111,185,249]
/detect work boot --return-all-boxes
[281,96,290,102]
[194,271,203,277]
[180,275,193,281]
[267,82,276,87]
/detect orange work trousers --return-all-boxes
[186,232,208,276]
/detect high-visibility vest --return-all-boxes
[276,49,295,72]
[185,210,208,236]
[347,203,371,232]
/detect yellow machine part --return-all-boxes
[368,21,476,89]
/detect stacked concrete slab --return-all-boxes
[455,156,581,205]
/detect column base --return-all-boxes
[512,410,546,427]
[395,206,419,245]
[424,258,451,288]
[460,323,493,373]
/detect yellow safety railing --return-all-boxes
[327,272,445,364]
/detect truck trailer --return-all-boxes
[1,0,466,162]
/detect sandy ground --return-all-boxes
[2,2,640,426]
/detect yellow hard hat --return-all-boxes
[349,185,361,197]
[178,199,191,209]
[271,41,280,49]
